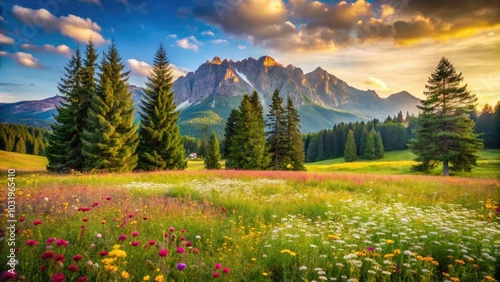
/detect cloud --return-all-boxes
[167,34,177,39]
[0,82,35,86]
[362,77,388,90]
[116,0,148,14]
[0,16,6,23]
[201,30,214,36]
[190,0,500,52]
[212,39,228,44]
[0,51,45,69]
[0,34,15,44]
[238,45,246,50]
[20,43,73,56]
[127,59,190,80]
[78,0,102,6]
[176,36,201,51]
[11,5,108,45]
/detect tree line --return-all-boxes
[303,118,415,163]
[0,124,48,155]
[475,102,500,149]
[46,41,186,173]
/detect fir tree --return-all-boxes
[409,57,483,175]
[46,48,83,173]
[14,136,26,154]
[285,96,305,171]
[136,44,186,171]
[204,132,222,170]
[374,131,384,159]
[223,109,239,161]
[266,89,287,170]
[81,42,139,172]
[363,129,376,160]
[344,130,357,162]
[227,94,269,170]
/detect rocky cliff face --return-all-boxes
[172,55,419,121]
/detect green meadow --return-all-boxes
[0,150,499,281]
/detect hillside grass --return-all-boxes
[0,150,48,171]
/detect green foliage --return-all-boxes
[222,109,239,160]
[285,96,306,171]
[410,57,483,176]
[363,129,376,160]
[81,41,139,172]
[225,94,269,170]
[0,124,48,156]
[266,89,288,170]
[374,131,384,159]
[204,132,222,169]
[475,102,500,149]
[344,130,357,162]
[136,44,186,171]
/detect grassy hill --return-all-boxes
[0,150,48,171]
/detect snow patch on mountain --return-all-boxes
[175,99,192,111]
[235,68,254,88]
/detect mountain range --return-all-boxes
[0,55,420,138]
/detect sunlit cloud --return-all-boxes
[12,5,109,45]
[0,34,15,45]
[176,36,201,51]
[201,30,214,36]
[212,39,228,44]
[20,44,73,57]
[127,59,190,80]
[0,51,45,69]
[362,77,388,90]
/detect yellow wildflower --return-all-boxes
[121,271,130,279]
[386,239,394,244]
[109,249,127,258]
[143,276,150,281]
[328,235,340,240]
[155,275,164,282]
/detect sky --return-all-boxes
[0,0,499,109]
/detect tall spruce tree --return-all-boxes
[285,96,306,171]
[136,44,186,171]
[363,129,376,160]
[204,132,222,170]
[409,57,482,176]
[374,131,384,159]
[223,109,239,162]
[227,94,269,170]
[266,89,287,170]
[81,42,139,172]
[344,130,357,162]
[46,48,83,173]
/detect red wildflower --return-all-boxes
[177,246,185,254]
[158,249,168,257]
[169,227,175,232]
[19,217,25,222]
[83,218,88,222]
[41,251,55,260]
[131,241,139,247]
[56,238,69,247]
[99,250,108,256]
[39,265,47,272]
[51,272,65,282]
[91,202,99,207]
[0,270,18,281]
[54,254,64,263]
[164,233,168,238]
[128,214,134,218]
[215,263,222,270]
[221,207,227,213]
[180,229,185,233]
[68,264,79,272]
[77,207,91,212]
[26,239,38,246]
[72,254,83,262]
[223,267,230,274]
[186,241,192,247]
[212,272,220,278]
[33,220,42,225]
[149,240,156,246]
[193,248,200,254]
[106,196,112,200]
[46,237,55,245]
[118,234,127,241]
[180,237,186,241]
[77,277,88,282]
[132,231,139,237]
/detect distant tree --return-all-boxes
[266,89,287,170]
[204,132,222,170]
[476,103,500,149]
[285,96,305,171]
[409,57,482,175]
[14,136,26,154]
[81,42,139,172]
[46,48,83,173]
[374,131,384,159]
[344,130,357,162]
[136,43,186,171]
[363,129,376,160]
[223,109,239,166]
[306,134,318,163]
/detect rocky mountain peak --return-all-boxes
[208,56,223,65]
[258,55,280,68]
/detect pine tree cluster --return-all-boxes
[46,41,185,173]
[223,90,305,171]
[0,124,48,155]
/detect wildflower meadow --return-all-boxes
[1,170,499,281]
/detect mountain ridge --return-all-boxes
[0,55,420,138]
